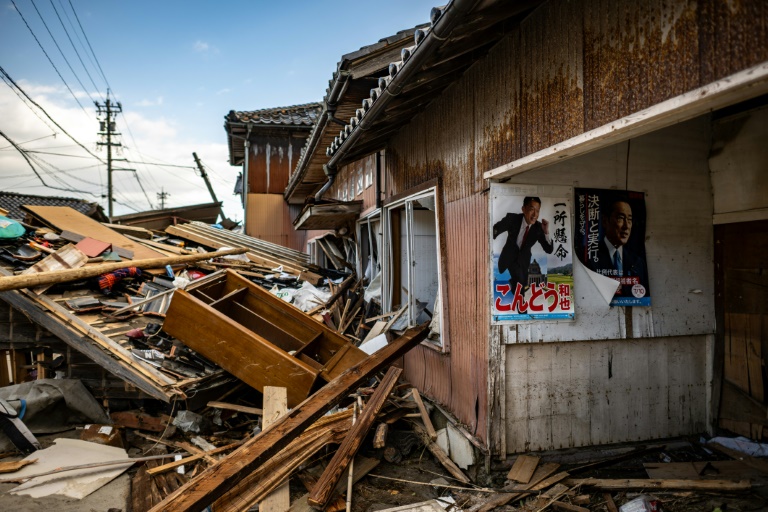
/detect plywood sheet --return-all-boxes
[21,206,164,261]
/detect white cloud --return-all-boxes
[215,88,231,96]
[193,40,209,52]
[0,80,241,220]
[135,97,164,107]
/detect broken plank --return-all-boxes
[206,401,263,416]
[477,463,561,512]
[411,420,471,484]
[149,324,429,512]
[289,456,379,512]
[603,493,619,512]
[147,441,244,476]
[563,478,751,491]
[530,483,571,511]
[550,499,590,512]
[308,367,402,509]
[373,422,388,449]
[212,411,352,512]
[111,411,173,432]
[0,459,36,473]
[507,454,540,484]
[411,388,437,441]
[132,465,154,512]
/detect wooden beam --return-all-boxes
[410,421,471,484]
[411,388,437,441]
[484,61,768,181]
[563,478,751,491]
[0,247,247,292]
[206,401,263,416]
[307,367,402,508]
[147,441,245,476]
[148,324,429,512]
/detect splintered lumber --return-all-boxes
[149,324,429,512]
[132,465,154,512]
[477,462,561,512]
[307,367,402,509]
[290,457,379,512]
[603,493,619,512]
[211,409,353,512]
[507,454,540,484]
[111,411,173,432]
[207,401,263,416]
[563,477,751,491]
[147,441,245,476]
[260,386,289,512]
[0,247,247,292]
[528,483,572,511]
[411,388,437,441]
[0,459,36,473]
[373,423,388,449]
[410,420,471,484]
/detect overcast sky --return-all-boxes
[0,0,436,220]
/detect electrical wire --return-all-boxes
[11,0,90,117]
[0,133,58,150]
[28,0,95,105]
[66,0,111,92]
[47,0,105,102]
[0,65,105,164]
[0,127,99,197]
[0,75,59,136]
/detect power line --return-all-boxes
[28,0,95,104]
[11,0,90,117]
[0,127,99,197]
[66,0,111,92]
[0,133,58,150]
[0,75,59,135]
[47,0,105,102]
[0,65,105,164]
[123,159,196,170]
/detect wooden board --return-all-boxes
[22,205,165,261]
[507,454,540,484]
[148,324,428,512]
[644,460,758,480]
[260,386,290,512]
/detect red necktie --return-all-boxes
[520,225,529,248]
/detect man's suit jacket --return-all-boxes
[493,213,553,287]
[591,238,649,296]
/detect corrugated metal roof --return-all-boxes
[226,102,322,126]
[284,24,429,205]
[324,0,542,171]
[0,191,107,222]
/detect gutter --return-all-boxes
[321,0,482,179]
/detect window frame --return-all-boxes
[381,186,445,350]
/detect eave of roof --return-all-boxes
[284,24,429,205]
[224,103,322,166]
[322,0,542,174]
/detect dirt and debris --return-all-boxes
[0,208,764,511]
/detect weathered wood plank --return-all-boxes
[260,386,290,512]
[149,324,429,512]
[307,367,402,508]
[507,454,540,484]
[563,477,751,491]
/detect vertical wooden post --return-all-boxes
[259,386,289,512]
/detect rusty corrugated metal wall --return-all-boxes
[245,193,307,251]
[380,0,768,449]
[248,135,307,195]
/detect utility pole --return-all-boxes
[95,92,122,218]
[192,152,219,204]
[157,188,169,210]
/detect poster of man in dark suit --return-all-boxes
[574,188,651,306]
[491,184,574,323]
[493,196,554,294]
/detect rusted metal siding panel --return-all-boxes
[248,136,305,194]
[245,193,306,252]
[402,193,489,442]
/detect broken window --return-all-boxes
[357,167,364,195]
[357,213,381,286]
[382,189,442,346]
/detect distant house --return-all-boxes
[224,103,321,251]
[0,191,108,223]
[111,201,224,232]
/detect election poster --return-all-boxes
[490,183,574,323]
[574,188,651,307]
